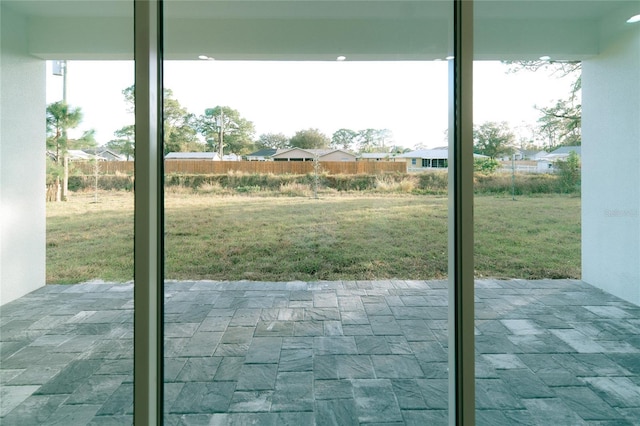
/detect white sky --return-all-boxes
[47,60,575,149]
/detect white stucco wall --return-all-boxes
[582,30,640,306]
[1,4,47,305]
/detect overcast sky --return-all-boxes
[47,60,575,149]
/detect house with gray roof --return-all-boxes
[165,152,220,161]
[245,148,278,161]
[358,152,402,162]
[399,149,488,171]
[537,146,581,172]
[271,148,356,162]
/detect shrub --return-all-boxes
[197,182,224,194]
[374,175,416,193]
[474,157,500,173]
[235,185,261,194]
[66,168,580,197]
[67,175,134,191]
[474,173,560,195]
[555,151,581,193]
[279,182,312,197]
[415,172,448,194]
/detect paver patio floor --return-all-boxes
[1,279,640,425]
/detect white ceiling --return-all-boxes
[4,0,639,60]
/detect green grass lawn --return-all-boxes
[46,190,580,283]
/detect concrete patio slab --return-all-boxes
[1,279,639,425]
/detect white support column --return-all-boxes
[134,0,164,423]
[0,3,46,306]
[448,0,474,424]
[582,28,640,306]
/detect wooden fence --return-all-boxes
[72,160,406,175]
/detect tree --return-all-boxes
[46,101,83,202]
[473,121,516,159]
[289,128,330,149]
[122,84,135,112]
[356,128,393,153]
[256,133,290,149]
[120,85,202,155]
[474,157,500,173]
[331,128,358,151]
[536,97,581,148]
[163,91,200,154]
[107,125,136,160]
[197,106,256,155]
[503,59,581,81]
[46,101,83,164]
[72,129,98,149]
[504,60,582,148]
[389,145,410,154]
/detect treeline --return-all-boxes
[104,85,404,159]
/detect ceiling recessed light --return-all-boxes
[336,55,346,61]
[627,14,640,23]
[539,55,551,61]
[445,56,454,60]
[198,55,214,60]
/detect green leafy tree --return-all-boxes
[46,101,83,201]
[71,129,98,149]
[256,133,290,149]
[121,85,202,155]
[356,128,393,152]
[107,125,136,160]
[389,145,410,154]
[473,121,516,159]
[122,84,135,112]
[556,150,581,193]
[163,92,199,154]
[46,101,83,163]
[289,128,330,149]
[331,128,358,151]
[197,106,256,155]
[474,157,501,173]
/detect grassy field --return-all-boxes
[46,190,581,283]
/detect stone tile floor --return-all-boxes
[1,279,640,425]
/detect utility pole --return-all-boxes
[52,60,69,201]
[217,109,225,159]
[62,60,69,201]
[511,153,516,201]
[206,107,226,158]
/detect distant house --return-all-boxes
[358,152,401,162]
[400,149,490,171]
[222,153,241,161]
[66,149,101,161]
[522,149,548,160]
[548,146,581,157]
[165,152,220,161]
[498,149,548,162]
[536,146,581,172]
[399,149,449,170]
[164,152,241,161]
[498,150,524,161]
[48,146,127,162]
[271,148,357,162]
[245,148,278,161]
[82,148,127,161]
